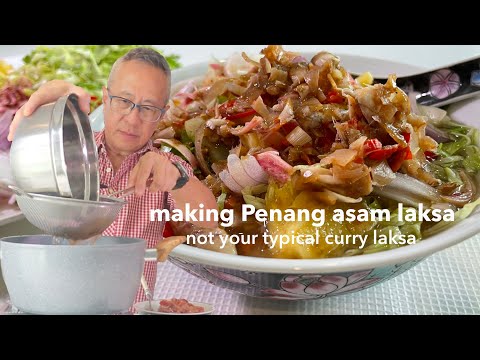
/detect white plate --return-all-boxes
[134,300,214,315]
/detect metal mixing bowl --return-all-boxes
[0,235,156,314]
[11,187,125,240]
[9,93,99,201]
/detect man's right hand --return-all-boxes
[7,80,92,142]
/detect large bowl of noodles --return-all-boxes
[157,46,480,299]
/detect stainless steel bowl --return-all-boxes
[12,189,125,240]
[0,235,155,315]
[9,93,99,201]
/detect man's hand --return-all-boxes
[8,80,91,141]
[127,152,185,196]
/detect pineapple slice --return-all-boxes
[263,181,374,259]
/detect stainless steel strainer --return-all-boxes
[9,185,125,240]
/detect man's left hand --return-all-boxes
[127,152,183,196]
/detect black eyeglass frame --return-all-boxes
[106,89,167,122]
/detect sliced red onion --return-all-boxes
[153,126,176,139]
[425,124,451,143]
[0,108,16,151]
[292,56,307,64]
[440,170,475,207]
[227,154,261,188]
[240,155,269,183]
[219,169,243,193]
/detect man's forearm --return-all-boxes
[170,177,218,228]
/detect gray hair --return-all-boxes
[108,47,171,100]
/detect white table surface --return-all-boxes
[153,237,480,315]
[1,45,479,315]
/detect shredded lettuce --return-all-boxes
[372,205,422,237]
[342,198,423,256]
[242,185,268,210]
[430,116,480,181]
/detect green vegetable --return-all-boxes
[242,185,268,210]
[444,168,463,185]
[462,146,480,172]
[431,116,480,181]
[217,95,228,104]
[345,199,423,256]
[10,45,181,111]
[438,134,470,155]
[242,194,266,209]
[217,192,227,211]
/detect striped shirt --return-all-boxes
[95,131,194,310]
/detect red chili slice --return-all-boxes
[367,145,400,161]
[424,151,438,161]
[219,99,257,121]
[388,146,412,172]
[325,90,344,104]
[226,109,256,120]
[363,138,383,157]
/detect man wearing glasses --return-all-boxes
[8,48,218,306]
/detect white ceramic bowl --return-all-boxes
[166,53,480,300]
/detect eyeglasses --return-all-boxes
[107,89,166,123]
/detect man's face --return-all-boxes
[102,60,169,155]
